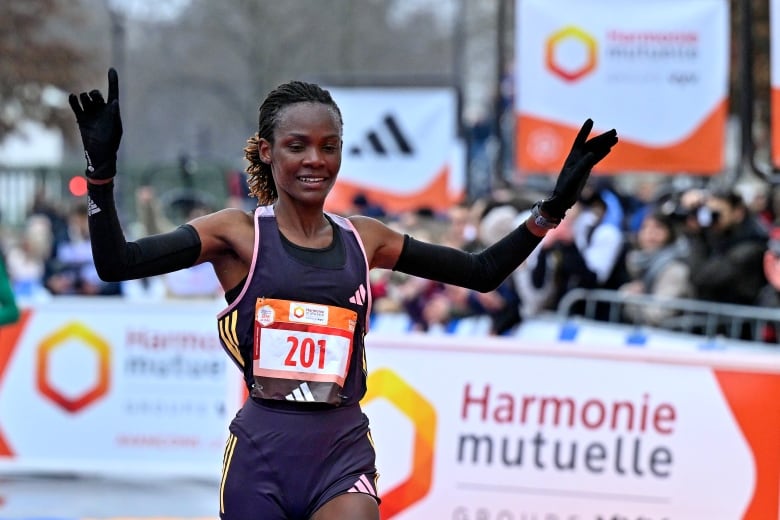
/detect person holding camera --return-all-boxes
[681,187,768,306]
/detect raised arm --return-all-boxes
[359,119,618,293]
[69,68,201,282]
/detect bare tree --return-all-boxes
[120,0,456,167]
[0,0,95,144]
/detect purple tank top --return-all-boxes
[216,206,372,406]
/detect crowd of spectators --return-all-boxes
[3,175,780,343]
[354,175,780,342]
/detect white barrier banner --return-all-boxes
[515,0,730,174]
[1,301,779,519]
[0,301,241,478]
[363,335,780,520]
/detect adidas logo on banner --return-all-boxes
[349,114,414,157]
[285,382,316,402]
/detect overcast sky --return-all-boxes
[109,0,192,21]
[112,0,455,26]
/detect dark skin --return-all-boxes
[311,493,379,520]
[186,101,458,295]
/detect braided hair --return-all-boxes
[243,81,343,205]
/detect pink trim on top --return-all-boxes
[215,205,269,319]
[328,212,373,333]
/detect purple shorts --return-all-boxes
[219,398,380,519]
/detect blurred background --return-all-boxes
[0,0,774,216]
[4,1,780,519]
[2,0,508,225]
[0,0,772,226]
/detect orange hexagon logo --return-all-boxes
[36,322,111,413]
[545,26,598,82]
[363,368,436,518]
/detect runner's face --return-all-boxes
[260,102,342,205]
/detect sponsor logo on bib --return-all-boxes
[257,305,275,327]
[288,302,329,325]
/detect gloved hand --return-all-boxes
[540,119,618,220]
[68,68,123,181]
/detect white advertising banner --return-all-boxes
[516,0,730,174]
[324,87,463,214]
[363,335,780,520]
[0,301,242,478]
[1,301,779,519]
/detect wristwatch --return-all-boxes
[530,202,561,230]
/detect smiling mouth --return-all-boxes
[299,177,326,184]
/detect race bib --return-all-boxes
[252,298,357,404]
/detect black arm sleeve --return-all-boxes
[87,181,201,282]
[392,223,543,292]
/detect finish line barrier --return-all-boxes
[0,298,777,519]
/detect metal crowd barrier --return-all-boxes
[0,168,66,227]
[0,163,230,229]
[556,288,780,342]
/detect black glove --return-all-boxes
[68,68,123,181]
[540,119,618,220]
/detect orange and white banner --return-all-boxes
[1,300,779,519]
[515,0,730,175]
[364,334,780,520]
[771,0,780,167]
[324,87,464,215]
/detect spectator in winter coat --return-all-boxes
[686,188,768,305]
[756,226,780,343]
[619,209,692,326]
